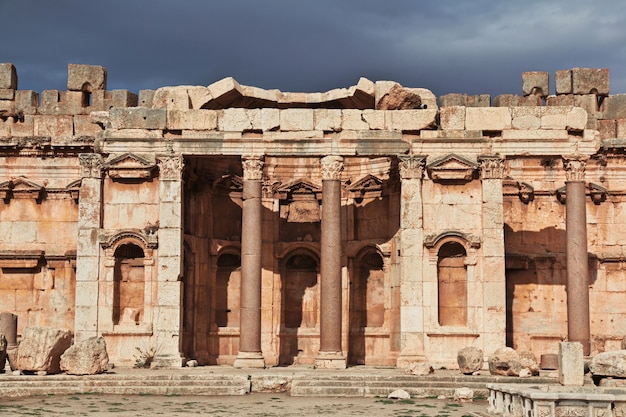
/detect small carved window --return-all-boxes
[437,241,467,326]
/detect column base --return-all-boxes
[315,351,346,369]
[233,351,265,369]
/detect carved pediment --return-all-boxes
[556,182,607,205]
[213,174,243,194]
[347,174,383,199]
[426,154,478,182]
[0,177,45,202]
[105,153,157,180]
[276,178,322,200]
[66,179,82,201]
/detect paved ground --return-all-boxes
[0,392,488,416]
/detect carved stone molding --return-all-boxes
[99,228,158,251]
[398,155,426,180]
[242,156,264,181]
[556,182,607,205]
[563,155,588,181]
[347,174,383,199]
[0,177,45,203]
[320,155,344,180]
[503,180,534,204]
[424,230,481,250]
[79,153,104,179]
[157,155,184,180]
[478,155,506,179]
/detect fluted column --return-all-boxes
[396,155,427,367]
[315,155,346,369]
[234,156,265,368]
[563,156,591,355]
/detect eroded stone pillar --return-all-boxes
[478,155,507,352]
[234,156,265,368]
[563,157,591,355]
[75,154,104,342]
[396,155,427,368]
[315,155,346,369]
[153,155,185,367]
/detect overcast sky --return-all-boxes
[3,1,626,99]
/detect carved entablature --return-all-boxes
[0,177,45,203]
[105,153,157,180]
[502,180,534,204]
[99,229,158,252]
[556,182,608,205]
[424,230,481,250]
[276,178,322,223]
[563,155,588,181]
[0,250,45,269]
[347,174,383,200]
[79,153,104,179]
[478,155,506,179]
[426,154,478,182]
[213,174,243,196]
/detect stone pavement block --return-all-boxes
[67,64,106,91]
[0,63,17,89]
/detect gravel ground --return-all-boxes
[0,393,488,416]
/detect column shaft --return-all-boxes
[565,180,590,355]
[320,178,342,353]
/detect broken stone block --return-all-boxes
[598,119,617,139]
[0,63,17,90]
[109,107,166,130]
[377,84,422,110]
[280,109,314,131]
[404,362,434,375]
[314,108,342,131]
[488,347,524,376]
[457,346,484,374]
[454,387,474,402]
[60,336,109,375]
[589,350,626,378]
[108,90,138,108]
[439,93,468,107]
[522,71,549,97]
[388,389,411,399]
[15,90,38,115]
[67,64,106,92]
[74,114,103,137]
[0,89,14,100]
[139,90,156,107]
[601,94,626,120]
[167,109,217,130]
[556,70,573,95]
[466,107,511,131]
[35,115,74,139]
[572,68,609,96]
[14,327,73,374]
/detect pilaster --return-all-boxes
[396,155,427,367]
[75,153,104,342]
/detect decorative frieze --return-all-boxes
[320,155,344,180]
[157,154,184,180]
[398,155,426,180]
[242,156,264,181]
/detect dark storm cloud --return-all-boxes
[2,0,626,98]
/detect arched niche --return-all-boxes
[214,250,241,328]
[437,240,468,327]
[113,243,145,325]
[351,247,385,329]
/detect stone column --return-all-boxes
[315,155,346,369]
[563,157,591,355]
[396,155,427,368]
[153,155,185,367]
[75,154,104,342]
[234,156,265,368]
[478,156,507,352]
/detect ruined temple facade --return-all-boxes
[1,63,625,368]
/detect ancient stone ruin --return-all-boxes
[0,63,625,369]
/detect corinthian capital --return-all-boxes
[398,155,426,180]
[321,155,344,180]
[157,155,184,180]
[242,156,264,181]
[563,155,587,181]
[79,154,104,179]
[478,155,506,179]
